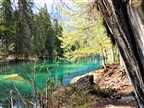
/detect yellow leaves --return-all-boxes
[58,1,111,61]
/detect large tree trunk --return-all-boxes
[110,45,115,62]
[98,0,144,107]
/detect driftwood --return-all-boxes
[97,0,144,107]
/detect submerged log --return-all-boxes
[97,0,144,107]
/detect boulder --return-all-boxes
[70,76,82,85]
[72,75,94,90]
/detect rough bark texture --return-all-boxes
[98,0,144,107]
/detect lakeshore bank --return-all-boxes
[52,63,138,108]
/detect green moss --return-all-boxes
[79,102,92,108]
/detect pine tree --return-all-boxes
[34,6,55,59]
[52,19,63,57]
[11,0,35,60]
[0,0,13,59]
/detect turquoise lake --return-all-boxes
[0,56,101,107]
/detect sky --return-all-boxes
[10,0,89,22]
[32,0,76,21]
[10,0,63,20]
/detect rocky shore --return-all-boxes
[52,63,138,108]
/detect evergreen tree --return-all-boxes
[52,19,63,57]
[0,0,63,60]
[15,0,35,59]
[34,6,55,58]
[0,0,13,59]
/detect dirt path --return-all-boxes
[87,63,138,108]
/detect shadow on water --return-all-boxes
[0,56,102,107]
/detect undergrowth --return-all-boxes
[51,84,111,108]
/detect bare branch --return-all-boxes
[13,82,27,106]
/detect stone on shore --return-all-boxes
[70,76,82,85]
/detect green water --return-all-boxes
[0,56,101,107]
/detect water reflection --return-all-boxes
[0,56,101,107]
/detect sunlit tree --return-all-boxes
[59,1,111,66]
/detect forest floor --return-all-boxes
[86,63,137,108]
[53,63,138,108]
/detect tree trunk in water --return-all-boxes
[98,0,144,107]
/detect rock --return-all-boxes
[112,79,119,83]
[119,95,135,101]
[115,95,121,99]
[72,75,94,90]
[70,76,82,85]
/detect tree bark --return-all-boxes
[98,0,144,107]
[110,45,115,62]
[101,48,106,68]
[117,47,124,67]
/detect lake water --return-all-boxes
[0,56,101,107]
